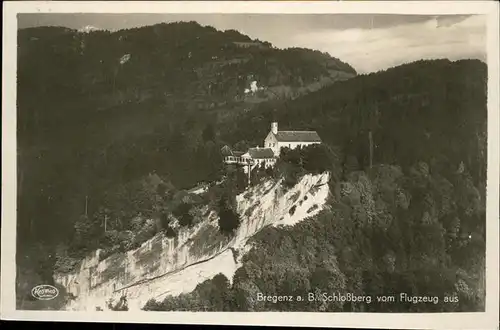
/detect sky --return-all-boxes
[18,13,486,73]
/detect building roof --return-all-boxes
[220,145,233,157]
[247,147,275,159]
[275,131,322,143]
[220,145,246,157]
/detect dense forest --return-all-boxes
[16,21,355,286]
[144,59,487,311]
[16,21,486,313]
[145,146,486,312]
[221,59,486,187]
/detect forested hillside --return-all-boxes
[16,22,355,261]
[16,19,487,313]
[221,59,486,188]
[144,59,487,312]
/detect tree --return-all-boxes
[202,123,216,142]
[173,202,194,227]
[218,195,241,234]
[235,166,248,192]
[73,215,98,252]
[302,144,333,173]
[108,295,129,311]
[54,243,79,274]
[159,212,170,229]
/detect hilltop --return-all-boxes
[18,21,355,148]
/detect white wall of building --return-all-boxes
[241,158,276,174]
[255,158,276,168]
[264,131,321,156]
[264,132,279,155]
[273,141,320,156]
[279,141,320,150]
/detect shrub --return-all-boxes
[302,144,333,174]
[159,213,170,229]
[275,144,337,190]
[283,167,301,189]
[103,230,120,247]
[143,299,163,311]
[173,202,194,227]
[107,295,129,311]
[164,226,177,238]
[265,165,275,177]
[54,245,80,274]
[98,248,113,262]
[307,204,319,213]
[132,219,157,247]
[118,231,135,251]
[130,216,146,232]
[218,196,241,234]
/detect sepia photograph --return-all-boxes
[2,1,499,329]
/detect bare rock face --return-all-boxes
[55,172,330,311]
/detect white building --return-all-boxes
[241,147,277,172]
[264,122,322,156]
[223,121,322,172]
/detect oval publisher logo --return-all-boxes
[31,285,59,300]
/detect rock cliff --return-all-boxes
[55,172,330,311]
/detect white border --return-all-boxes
[2,2,499,329]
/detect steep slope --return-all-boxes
[17,55,487,313]
[18,22,355,150]
[157,59,486,313]
[221,59,487,187]
[55,173,330,311]
[17,21,355,260]
[154,166,485,313]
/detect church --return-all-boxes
[223,122,322,172]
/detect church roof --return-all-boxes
[247,147,275,159]
[275,131,322,143]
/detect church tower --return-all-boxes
[271,122,278,135]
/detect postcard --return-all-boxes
[2,1,499,329]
